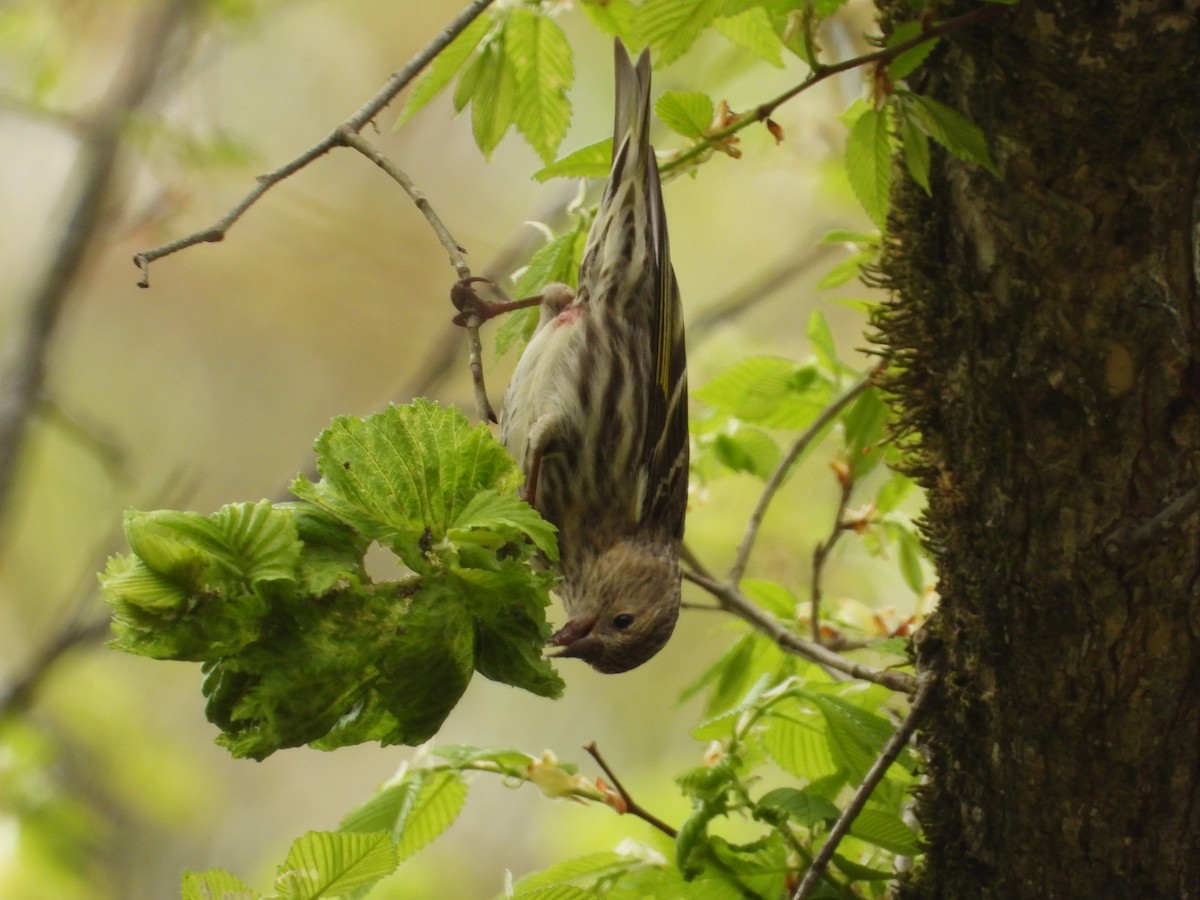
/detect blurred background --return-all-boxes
[0,0,897,896]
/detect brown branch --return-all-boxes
[660,3,1007,178]
[683,570,917,695]
[792,675,933,900]
[583,742,678,839]
[132,0,497,287]
[727,365,882,585]
[809,473,855,643]
[0,0,196,521]
[1126,484,1200,549]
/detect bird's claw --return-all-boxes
[451,277,497,327]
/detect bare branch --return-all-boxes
[0,0,196,520]
[132,0,498,286]
[0,618,111,718]
[583,742,678,839]
[1125,484,1200,549]
[809,474,855,643]
[660,4,1007,178]
[792,675,933,899]
[728,365,881,585]
[683,570,917,694]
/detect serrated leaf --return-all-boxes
[636,0,725,66]
[808,692,916,781]
[762,699,841,783]
[395,770,468,861]
[514,851,629,891]
[449,489,557,559]
[886,22,940,82]
[275,831,397,900]
[432,744,534,775]
[181,868,258,900]
[534,138,613,182]
[756,787,839,827]
[511,886,599,900]
[874,471,915,515]
[741,579,796,619]
[579,0,639,44]
[848,808,920,855]
[695,357,832,429]
[291,401,518,568]
[656,90,714,140]
[470,38,518,158]
[845,107,892,230]
[903,92,999,176]
[397,14,492,127]
[831,853,897,881]
[714,8,783,67]
[513,218,588,298]
[899,108,931,193]
[507,10,574,163]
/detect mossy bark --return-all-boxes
[875,3,1200,897]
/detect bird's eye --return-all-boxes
[612,613,635,631]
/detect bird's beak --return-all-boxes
[547,616,597,655]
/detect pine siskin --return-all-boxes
[454,41,688,673]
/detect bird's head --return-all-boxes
[548,540,680,674]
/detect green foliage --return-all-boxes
[101,401,562,760]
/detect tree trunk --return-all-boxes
[877,3,1200,897]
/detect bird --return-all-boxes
[454,41,687,673]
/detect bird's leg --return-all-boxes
[522,445,543,508]
[451,277,545,327]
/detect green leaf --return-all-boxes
[848,808,920,855]
[742,579,797,619]
[831,853,897,881]
[513,851,629,892]
[902,92,999,176]
[874,470,915,515]
[181,869,259,900]
[292,400,519,568]
[845,106,892,230]
[806,310,838,374]
[469,37,518,158]
[695,357,832,429]
[756,787,839,827]
[714,8,784,67]
[275,831,397,899]
[808,692,916,780]
[636,0,725,66]
[341,769,467,863]
[711,427,780,480]
[840,388,889,478]
[656,91,714,140]
[578,0,639,44]
[761,699,841,783]
[432,744,534,776]
[894,524,926,594]
[817,250,874,289]
[507,10,574,163]
[899,107,931,193]
[886,22,940,82]
[534,138,613,182]
[449,489,558,560]
[397,14,492,126]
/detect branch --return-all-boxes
[684,570,917,695]
[337,130,497,423]
[809,474,855,643]
[728,365,882,585]
[1125,483,1200,549]
[584,742,678,839]
[0,0,195,520]
[660,4,1007,178]
[132,0,497,286]
[792,675,933,900]
[0,619,111,718]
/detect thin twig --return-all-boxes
[0,619,111,718]
[660,4,1006,178]
[132,0,497,286]
[728,365,881,585]
[809,475,855,643]
[583,742,678,839]
[0,0,195,520]
[684,570,917,695]
[1126,484,1200,549]
[337,130,497,422]
[792,675,934,900]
